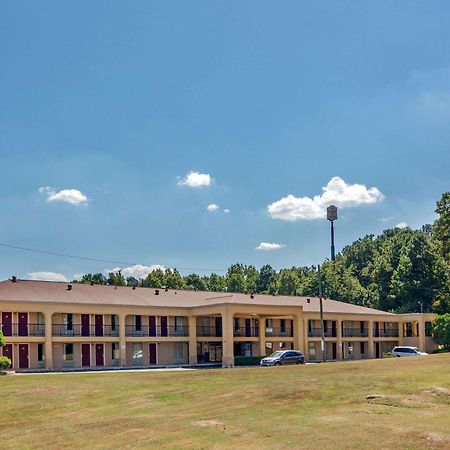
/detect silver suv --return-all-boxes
[260,350,305,366]
[391,346,428,357]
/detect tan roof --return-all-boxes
[0,279,394,315]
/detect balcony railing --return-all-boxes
[233,326,259,337]
[373,329,399,338]
[265,327,293,337]
[196,326,222,337]
[52,324,120,337]
[308,327,336,338]
[1,323,45,337]
[342,328,368,338]
[126,325,189,337]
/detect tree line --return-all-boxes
[74,192,450,315]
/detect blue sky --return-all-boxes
[1,1,449,281]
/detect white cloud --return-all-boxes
[29,271,68,282]
[177,171,212,188]
[39,186,89,205]
[256,242,286,251]
[395,222,408,229]
[223,209,231,213]
[106,264,166,279]
[380,216,393,223]
[207,203,219,212]
[267,176,384,221]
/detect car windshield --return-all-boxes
[269,351,285,358]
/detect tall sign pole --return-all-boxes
[327,205,338,261]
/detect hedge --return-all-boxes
[234,356,264,366]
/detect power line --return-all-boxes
[0,242,228,273]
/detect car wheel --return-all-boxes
[296,360,301,364]
[275,362,281,366]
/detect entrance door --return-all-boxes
[1,312,12,336]
[95,315,103,337]
[332,343,337,360]
[2,344,13,367]
[149,316,156,337]
[245,319,251,337]
[19,344,29,369]
[95,344,104,366]
[375,342,380,359]
[149,343,157,364]
[18,313,28,336]
[81,314,90,336]
[160,316,168,337]
[81,344,90,366]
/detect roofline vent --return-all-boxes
[250,293,255,299]
[155,289,160,295]
[307,298,310,304]
[67,284,72,291]
[11,276,17,283]
[132,285,136,290]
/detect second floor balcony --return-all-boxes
[126,325,189,337]
[52,324,119,337]
[234,326,259,338]
[342,328,368,338]
[1,323,45,337]
[308,327,336,338]
[265,327,293,337]
[373,328,399,338]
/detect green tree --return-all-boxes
[226,263,247,293]
[434,192,450,263]
[108,271,126,286]
[145,269,166,288]
[206,273,226,292]
[78,273,107,284]
[165,269,184,289]
[257,265,277,293]
[184,273,207,291]
[432,314,450,350]
[0,330,11,372]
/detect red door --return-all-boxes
[81,344,90,366]
[95,344,104,366]
[18,313,28,336]
[19,344,29,369]
[160,316,168,337]
[2,344,13,367]
[149,343,157,364]
[95,315,103,337]
[1,312,12,336]
[81,314,90,336]
[149,316,156,337]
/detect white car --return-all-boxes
[392,346,428,357]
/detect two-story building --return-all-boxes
[0,278,436,370]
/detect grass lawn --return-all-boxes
[2,355,450,449]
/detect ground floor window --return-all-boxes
[132,343,143,364]
[174,343,184,363]
[63,343,73,361]
[112,343,120,361]
[38,343,45,361]
[425,321,433,337]
[308,342,316,359]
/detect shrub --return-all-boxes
[383,352,394,358]
[0,356,11,372]
[432,348,449,354]
[234,356,264,366]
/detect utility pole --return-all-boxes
[327,205,338,261]
[318,265,326,362]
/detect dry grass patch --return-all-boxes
[1,355,450,449]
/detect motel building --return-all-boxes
[0,278,437,371]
